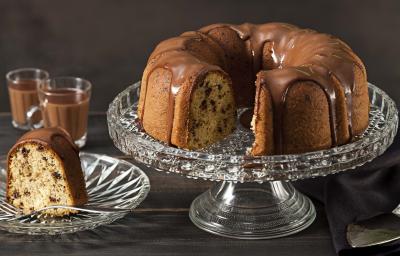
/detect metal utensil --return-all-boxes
[0,200,18,213]
[347,212,400,248]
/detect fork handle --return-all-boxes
[33,205,132,214]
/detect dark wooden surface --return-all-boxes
[0,0,399,112]
[0,113,336,255]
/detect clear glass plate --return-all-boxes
[108,81,398,183]
[0,152,150,235]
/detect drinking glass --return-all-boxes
[27,77,92,148]
[6,68,49,130]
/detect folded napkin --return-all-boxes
[294,132,400,256]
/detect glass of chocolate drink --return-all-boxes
[27,77,91,148]
[6,68,49,130]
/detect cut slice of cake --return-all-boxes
[7,127,88,216]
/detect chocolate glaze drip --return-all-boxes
[201,23,361,153]
[140,32,221,144]
[10,127,79,154]
[141,23,362,153]
[7,126,81,191]
[258,66,338,153]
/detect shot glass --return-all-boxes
[6,68,49,130]
[27,77,92,148]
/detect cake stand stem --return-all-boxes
[189,180,316,239]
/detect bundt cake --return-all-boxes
[138,22,369,155]
[7,127,88,216]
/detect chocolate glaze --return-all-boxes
[257,66,338,154]
[140,32,222,144]
[141,23,363,152]
[9,127,79,155]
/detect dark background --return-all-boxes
[1,0,399,112]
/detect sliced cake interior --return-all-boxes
[7,141,87,216]
[187,72,236,149]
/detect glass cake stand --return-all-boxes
[107,81,398,239]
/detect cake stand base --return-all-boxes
[189,181,316,239]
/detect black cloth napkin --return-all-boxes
[294,131,400,256]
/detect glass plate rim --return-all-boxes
[0,152,151,231]
[108,81,399,163]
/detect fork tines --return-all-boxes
[0,199,19,215]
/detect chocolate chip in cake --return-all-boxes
[42,157,48,161]
[52,172,62,180]
[37,145,45,151]
[21,147,29,157]
[210,102,216,112]
[192,120,200,128]
[217,84,222,90]
[49,196,58,203]
[12,190,20,199]
[200,100,207,110]
[24,190,31,196]
[205,87,212,96]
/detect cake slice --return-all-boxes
[7,127,88,216]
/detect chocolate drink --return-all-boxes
[41,88,90,141]
[8,79,40,125]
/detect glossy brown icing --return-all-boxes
[9,127,79,156]
[257,66,338,154]
[141,22,363,152]
[140,32,222,144]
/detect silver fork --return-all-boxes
[0,199,131,220]
[0,200,18,216]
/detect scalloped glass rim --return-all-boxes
[0,152,150,235]
[107,81,398,182]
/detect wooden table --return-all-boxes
[0,113,336,255]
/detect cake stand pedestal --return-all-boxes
[190,181,315,239]
[107,81,398,239]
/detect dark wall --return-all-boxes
[1,0,399,112]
